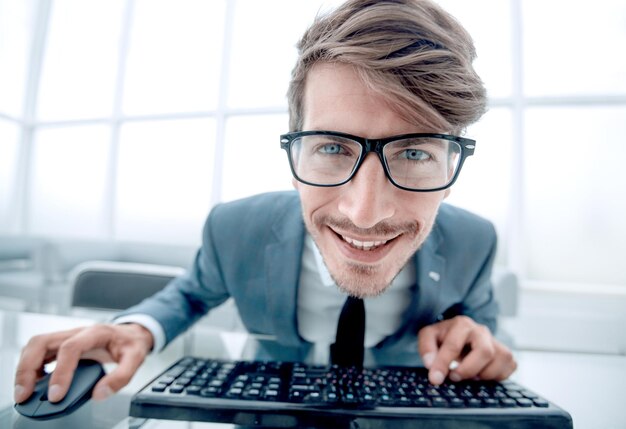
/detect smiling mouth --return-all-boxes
[341,235,387,251]
[332,229,401,252]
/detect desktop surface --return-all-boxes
[1,309,625,429]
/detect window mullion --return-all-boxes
[507,0,526,277]
[210,0,236,207]
[15,0,52,234]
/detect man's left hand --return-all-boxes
[417,315,517,385]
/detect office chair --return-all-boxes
[69,260,185,311]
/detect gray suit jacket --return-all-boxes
[119,191,498,365]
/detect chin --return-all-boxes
[329,262,396,298]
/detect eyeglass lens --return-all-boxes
[289,134,462,190]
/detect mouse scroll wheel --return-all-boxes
[39,392,48,401]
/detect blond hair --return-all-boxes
[287,0,487,135]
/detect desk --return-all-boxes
[2,310,625,429]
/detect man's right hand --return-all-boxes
[13,323,154,404]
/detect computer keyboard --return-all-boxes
[130,357,573,429]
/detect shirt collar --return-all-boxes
[305,233,336,288]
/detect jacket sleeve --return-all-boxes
[457,222,499,334]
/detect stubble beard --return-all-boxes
[305,214,433,298]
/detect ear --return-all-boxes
[292,177,300,190]
[443,188,451,199]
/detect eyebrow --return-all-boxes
[386,138,443,149]
[307,134,356,144]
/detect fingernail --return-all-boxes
[48,384,63,403]
[449,372,462,382]
[92,385,113,401]
[14,385,25,402]
[423,352,436,369]
[431,370,445,385]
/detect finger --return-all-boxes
[478,342,517,381]
[14,328,82,403]
[92,347,146,400]
[417,323,449,369]
[48,325,113,402]
[448,325,495,381]
[428,319,473,385]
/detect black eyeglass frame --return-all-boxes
[280,130,476,192]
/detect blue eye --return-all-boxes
[403,149,430,161]
[319,143,343,154]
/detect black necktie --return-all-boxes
[330,296,365,367]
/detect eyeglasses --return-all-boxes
[280,130,476,192]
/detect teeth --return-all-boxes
[341,235,388,251]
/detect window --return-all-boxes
[0,119,21,233]
[122,0,226,115]
[1,0,625,293]
[115,118,215,244]
[524,106,626,285]
[0,0,35,117]
[36,0,125,121]
[29,125,111,238]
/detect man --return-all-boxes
[14,0,516,405]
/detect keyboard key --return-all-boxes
[483,398,499,407]
[290,391,303,400]
[186,385,202,395]
[431,397,449,407]
[466,398,483,408]
[449,398,465,408]
[500,398,517,407]
[397,396,412,406]
[200,387,219,397]
[413,397,431,407]
[291,384,314,391]
[227,388,243,397]
[169,385,184,394]
[244,388,261,397]
[174,377,191,386]
[326,392,339,403]
[304,392,323,403]
[151,383,167,392]
[157,375,176,385]
[516,398,534,407]
[379,394,395,405]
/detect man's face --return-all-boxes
[294,62,450,298]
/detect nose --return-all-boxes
[337,154,396,229]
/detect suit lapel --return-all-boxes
[264,198,306,347]
[413,223,446,326]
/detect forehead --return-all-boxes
[302,62,426,138]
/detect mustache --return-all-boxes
[313,214,418,238]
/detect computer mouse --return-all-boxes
[14,359,105,420]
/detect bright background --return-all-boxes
[1,0,626,349]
